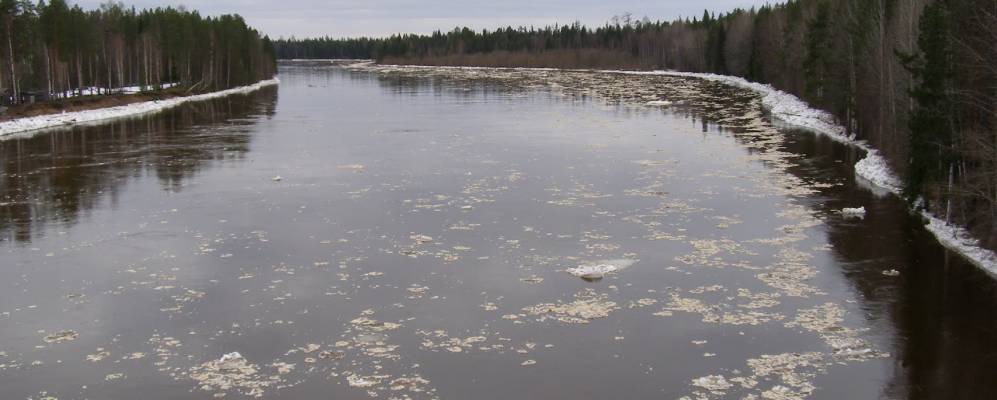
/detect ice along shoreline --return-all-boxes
[650,69,997,277]
[0,78,280,138]
[341,60,997,277]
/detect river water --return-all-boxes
[1,63,995,399]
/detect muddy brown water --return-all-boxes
[1,64,995,400]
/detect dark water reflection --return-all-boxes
[0,89,278,242]
[780,131,997,400]
[0,65,994,399]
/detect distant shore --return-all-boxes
[0,78,280,138]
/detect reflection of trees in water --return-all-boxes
[777,131,997,400]
[0,87,278,243]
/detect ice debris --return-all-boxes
[188,351,277,398]
[43,330,79,344]
[565,259,636,281]
[840,207,866,219]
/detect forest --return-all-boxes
[276,0,997,252]
[0,0,276,105]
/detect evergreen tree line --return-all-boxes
[277,0,997,250]
[272,36,377,59]
[0,0,277,105]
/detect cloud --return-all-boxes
[72,0,772,38]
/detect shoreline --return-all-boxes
[0,78,280,139]
[336,60,997,277]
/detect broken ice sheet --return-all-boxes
[43,330,79,344]
[188,352,278,398]
[565,259,637,281]
[523,289,619,324]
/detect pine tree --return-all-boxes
[903,0,953,203]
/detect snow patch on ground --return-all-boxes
[0,78,279,138]
[55,82,180,99]
[853,150,903,194]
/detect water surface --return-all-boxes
[1,63,995,400]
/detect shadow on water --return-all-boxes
[779,130,997,400]
[0,87,278,243]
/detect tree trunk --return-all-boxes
[76,53,83,97]
[44,48,52,98]
[5,18,18,104]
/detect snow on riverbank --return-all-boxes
[646,70,906,191]
[0,78,279,138]
[923,214,997,275]
[646,70,996,276]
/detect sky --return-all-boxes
[75,0,774,39]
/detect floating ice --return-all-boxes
[43,330,79,344]
[351,62,997,278]
[409,234,434,244]
[691,374,732,392]
[189,351,276,397]
[840,207,866,219]
[566,259,636,280]
[523,289,619,323]
[566,264,617,280]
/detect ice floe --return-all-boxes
[840,207,866,219]
[565,259,637,280]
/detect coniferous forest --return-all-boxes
[0,0,276,104]
[276,0,997,251]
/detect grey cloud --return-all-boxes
[74,0,773,38]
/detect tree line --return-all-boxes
[0,0,276,105]
[276,0,997,251]
[272,36,377,60]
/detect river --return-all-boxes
[1,62,995,399]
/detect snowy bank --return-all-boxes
[923,213,997,276]
[0,78,279,138]
[645,70,995,276]
[648,71,906,192]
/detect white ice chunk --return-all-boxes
[566,259,637,280]
[567,264,618,279]
[841,207,866,219]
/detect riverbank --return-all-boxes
[0,78,280,138]
[345,60,997,277]
[655,69,996,276]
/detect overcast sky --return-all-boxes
[75,0,773,39]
